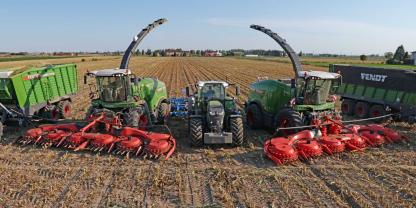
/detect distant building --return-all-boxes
[412,51,416,65]
[245,54,259,57]
[205,51,222,57]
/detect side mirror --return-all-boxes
[134,77,139,86]
[291,79,296,88]
[185,86,190,97]
[84,75,87,85]
[235,85,241,96]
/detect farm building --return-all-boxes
[412,51,416,65]
[205,51,223,57]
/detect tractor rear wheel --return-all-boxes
[230,117,244,146]
[341,99,355,115]
[246,104,263,129]
[57,100,72,119]
[157,102,170,124]
[189,118,203,147]
[355,102,369,119]
[274,108,302,135]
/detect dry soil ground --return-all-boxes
[0,57,415,207]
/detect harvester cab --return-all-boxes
[186,81,244,146]
[295,71,341,106]
[246,25,342,131]
[84,18,170,127]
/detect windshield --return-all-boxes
[97,76,127,102]
[302,79,332,105]
[297,79,337,105]
[200,83,225,100]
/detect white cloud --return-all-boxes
[205,17,416,54]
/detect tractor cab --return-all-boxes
[197,81,228,101]
[295,71,341,105]
[85,69,138,102]
[188,81,240,113]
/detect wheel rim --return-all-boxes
[372,110,380,117]
[139,115,149,126]
[51,110,58,119]
[64,105,71,117]
[280,118,289,127]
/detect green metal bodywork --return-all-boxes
[247,79,335,114]
[329,65,416,110]
[0,64,78,114]
[90,77,168,113]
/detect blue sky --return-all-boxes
[1,0,416,54]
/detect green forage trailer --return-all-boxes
[0,64,78,138]
[329,64,416,123]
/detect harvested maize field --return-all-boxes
[0,56,415,207]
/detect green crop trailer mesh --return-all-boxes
[1,64,78,110]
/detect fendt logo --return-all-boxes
[23,72,55,81]
[360,73,388,82]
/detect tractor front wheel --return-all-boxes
[189,118,203,147]
[230,117,244,146]
[157,102,170,124]
[246,104,263,129]
[274,108,302,135]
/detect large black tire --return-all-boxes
[341,99,355,115]
[157,102,170,124]
[230,117,244,146]
[57,100,72,119]
[189,118,203,147]
[246,104,263,129]
[355,102,369,119]
[0,122,3,141]
[274,108,303,135]
[369,104,388,122]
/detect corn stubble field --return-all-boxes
[0,56,415,207]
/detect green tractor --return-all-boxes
[186,81,245,146]
[245,25,341,132]
[84,19,170,127]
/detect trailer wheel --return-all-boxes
[355,102,369,118]
[57,100,72,119]
[246,104,263,129]
[369,105,388,122]
[156,102,170,124]
[230,117,244,146]
[190,118,203,147]
[274,108,302,135]
[341,99,355,115]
